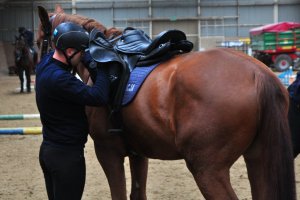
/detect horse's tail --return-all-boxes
[248,72,296,199]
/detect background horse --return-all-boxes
[14,35,36,93]
[37,6,296,200]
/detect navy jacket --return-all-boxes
[35,52,110,149]
[21,30,34,47]
[288,71,300,104]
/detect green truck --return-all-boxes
[250,22,300,71]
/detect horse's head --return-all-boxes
[37,5,122,51]
[36,5,122,77]
[36,5,55,59]
[36,4,66,49]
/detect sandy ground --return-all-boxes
[0,64,300,200]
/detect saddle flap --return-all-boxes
[89,28,123,64]
[115,27,152,54]
[89,28,113,49]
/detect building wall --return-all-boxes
[0,0,299,51]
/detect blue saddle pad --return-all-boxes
[122,63,159,106]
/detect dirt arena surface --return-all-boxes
[0,64,300,200]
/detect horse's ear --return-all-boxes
[38,6,52,37]
[54,4,64,13]
[38,6,48,21]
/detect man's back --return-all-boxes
[24,30,34,47]
[20,29,34,47]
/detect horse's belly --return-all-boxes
[124,127,182,160]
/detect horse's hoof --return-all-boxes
[20,90,24,93]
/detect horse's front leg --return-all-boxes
[129,154,148,200]
[25,69,31,93]
[93,135,128,200]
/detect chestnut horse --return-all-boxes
[14,35,36,93]
[37,6,296,200]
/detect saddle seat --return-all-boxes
[115,27,188,54]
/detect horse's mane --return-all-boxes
[50,12,122,39]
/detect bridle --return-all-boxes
[40,23,52,59]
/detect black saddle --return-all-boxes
[115,27,188,54]
[90,27,193,71]
[88,27,193,114]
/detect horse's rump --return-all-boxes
[120,48,295,199]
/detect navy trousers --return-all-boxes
[39,143,86,200]
[288,98,300,158]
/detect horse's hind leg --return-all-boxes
[18,69,24,93]
[25,69,31,92]
[185,159,238,200]
[181,136,240,200]
[128,154,148,200]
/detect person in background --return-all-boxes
[288,71,300,158]
[35,22,110,200]
[18,27,34,47]
[18,27,37,63]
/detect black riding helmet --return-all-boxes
[52,22,89,51]
[18,27,26,34]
